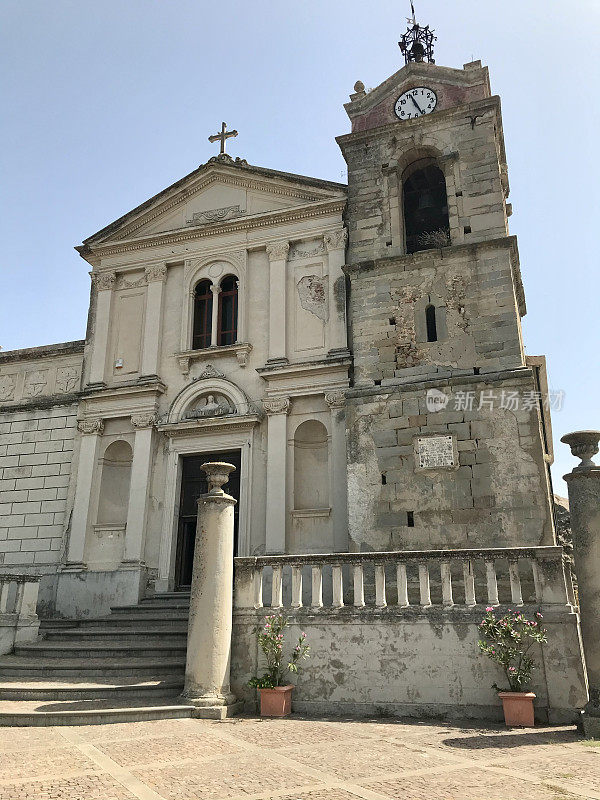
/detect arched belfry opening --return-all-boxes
[402,160,450,254]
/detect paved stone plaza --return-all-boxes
[0,716,599,800]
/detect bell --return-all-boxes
[417,190,434,210]
[410,41,425,62]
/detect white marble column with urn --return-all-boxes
[325,390,349,552]
[88,272,116,386]
[65,419,104,569]
[140,264,167,380]
[324,229,349,357]
[263,397,291,554]
[266,242,289,364]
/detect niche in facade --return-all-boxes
[97,440,133,526]
[293,420,330,510]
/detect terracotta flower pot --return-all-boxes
[259,685,294,717]
[498,691,536,727]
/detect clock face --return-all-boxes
[394,87,437,120]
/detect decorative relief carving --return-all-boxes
[262,397,291,415]
[91,272,116,291]
[117,273,147,289]
[131,413,157,428]
[324,390,346,409]
[289,239,326,260]
[55,367,80,394]
[324,228,348,252]
[0,375,17,401]
[186,393,235,419]
[266,242,290,262]
[78,419,104,435]
[297,275,329,322]
[199,364,225,380]
[186,205,246,226]
[145,264,168,283]
[23,370,48,398]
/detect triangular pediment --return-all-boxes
[80,157,347,249]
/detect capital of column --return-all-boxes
[77,419,104,435]
[262,397,291,416]
[131,413,157,429]
[210,284,222,296]
[145,264,168,283]
[324,390,346,409]
[266,241,290,262]
[90,271,116,291]
[324,228,348,253]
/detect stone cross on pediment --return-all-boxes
[208,122,238,155]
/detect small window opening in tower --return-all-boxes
[407,511,415,527]
[425,304,438,342]
[403,162,450,254]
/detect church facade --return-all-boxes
[0,47,556,621]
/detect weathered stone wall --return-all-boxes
[345,370,554,550]
[232,608,587,723]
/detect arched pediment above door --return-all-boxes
[166,375,254,424]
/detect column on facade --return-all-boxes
[265,242,289,363]
[263,397,291,554]
[66,419,104,568]
[210,283,221,347]
[324,229,349,356]
[122,413,156,566]
[325,390,349,552]
[140,264,167,378]
[88,272,116,385]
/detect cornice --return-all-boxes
[83,199,347,259]
[158,414,261,437]
[81,379,166,402]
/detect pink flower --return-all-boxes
[486,607,494,612]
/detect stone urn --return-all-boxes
[200,462,236,495]
[498,691,536,727]
[560,431,600,471]
[259,685,294,717]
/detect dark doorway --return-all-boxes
[175,450,241,590]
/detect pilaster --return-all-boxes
[324,229,349,356]
[66,418,104,568]
[325,390,349,552]
[140,264,167,379]
[122,413,156,566]
[263,396,291,553]
[88,272,116,386]
[266,242,290,364]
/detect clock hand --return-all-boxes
[410,95,424,114]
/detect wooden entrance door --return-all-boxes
[175,450,241,590]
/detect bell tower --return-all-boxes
[338,15,556,552]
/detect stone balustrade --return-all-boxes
[0,574,41,654]
[234,546,574,613]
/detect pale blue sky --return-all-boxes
[1,1,599,492]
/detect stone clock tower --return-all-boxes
[337,18,556,552]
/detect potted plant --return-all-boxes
[478,607,547,727]
[248,614,309,717]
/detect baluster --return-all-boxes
[375,564,387,608]
[463,560,476,608]
[13,580,24,617]
[332,565,344,608]
[441,562,454,608]
[485,560,499,607]
[509,560,523,606]
[353,563,365,608]
[419,563,431,607]
[0,579,10,614]
[271,565,283,609]
[253,567,264,609]
[397,562,409,607]
[291,565,303,609]
[311,565,323,609]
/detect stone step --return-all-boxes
[61,613,190,628]
[14,642,187,659]
[0,678,184,701]
[0,698,196,726]
[111,603,191,614]
[140,592,191,602]
[0,655,185,678]
[42,627,189,640]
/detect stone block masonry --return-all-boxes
[0,404,77,570]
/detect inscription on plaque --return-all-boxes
[415,434,457,470]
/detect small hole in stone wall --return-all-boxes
[464,225,472,234]
[381,474,387,485]
[473,367,480,375]
[386,240,392,247]
[389,317,396,326]
[374,379,382,386]
[407,511,415,527]
[456,190,463,197]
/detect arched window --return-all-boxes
[403,162,450,254]
[192,279,213,350]
[217,275,238,346]
[425,304,438,342]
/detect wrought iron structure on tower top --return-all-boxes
[399,2,436,64]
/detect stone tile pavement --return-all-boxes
[0,715,599,800]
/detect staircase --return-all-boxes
[0,593,197,726]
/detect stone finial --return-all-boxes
[200,462,236,495]
[354,80,365,93]
[561,430,600,471]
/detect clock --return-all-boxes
[394,87,437,120]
